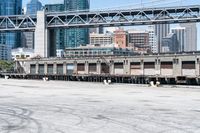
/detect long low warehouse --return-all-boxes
[14,53,200,85]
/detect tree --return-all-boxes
[0,60,14,72]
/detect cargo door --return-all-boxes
[67,64,74,75]
[89,63,97,74]
[30,64,36,74]
[38,64,44,75]
[101,63,109,74]
[77,63,85,74]
[130,62,142,75]
[114,63,124,75]
[182,61,195,76]
[47,64,53,75]
[57,64,63,75]
[144,62,155,75]
[161,62,173,76]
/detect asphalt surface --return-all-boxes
[0,79,200,133]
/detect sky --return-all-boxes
[23,0,200,49]
[23,0,200,9]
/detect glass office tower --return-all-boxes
[26,0,42,15]
[0,0,22,49]
[45,4,65,51]
[64,0,90,48]
[22,0,42,49]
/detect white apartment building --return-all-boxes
[90,33,113,46]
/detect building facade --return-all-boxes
[11,48,34,60]
[0,45,11,60]
[113,29,127,48]
[45,0,90,57]
[90,27,104,34]
[162,33,179,53]
[155,24,170,53]
[64,0,90,48]
[171,27,186,52]
[0,0,22,60]
[45,4,65,56]
[64,44,135,57]
[128,30,150,53]
[180,23,197,52]
[22,0,42,49]
[147,26,157,53]
[26,0,42,15]
[90,33,113,46]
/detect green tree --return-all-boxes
[0,60,14,72]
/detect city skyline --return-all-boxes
[22,0,200,50]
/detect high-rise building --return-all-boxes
[90,27,104,34]
[45,4,64,12]
[128,29,150,53]
[22,0,42,49]
[162,33,179,53]
[45,0,90,57]
[0,0,22,60]
[155,24,170,53]
[113,29,127,48]
[26,0,42,15]
[171,27,186,52]
[64,0,90,48]
[147,26,157,53]
[45,4,65,56]
[90,33,113,46]
[0,45,11,60]
[180,23,197,51]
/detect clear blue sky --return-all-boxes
[23,0,200,9]
[23,0,200,49]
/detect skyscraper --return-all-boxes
[0,0,22,60]
[147,26,157,53]
[180,23,197,52]
[64,0,90,48]
[155,24,170,53]
[22,0,42,49]
[45,4,65,56]
[171,27,186,52]
[162,33,179,53]
[26,0,42,15]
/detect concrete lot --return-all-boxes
[0,79,200,133]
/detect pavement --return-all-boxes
[0,79,200,133]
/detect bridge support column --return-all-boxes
[34,10,49,58]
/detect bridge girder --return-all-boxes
[46,5,200,28]
[0,15,37,31]
[0,5,199,31]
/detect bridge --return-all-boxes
[0,5,199,57]
[0,5,199,31]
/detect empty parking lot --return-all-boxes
[0,79,200,133]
